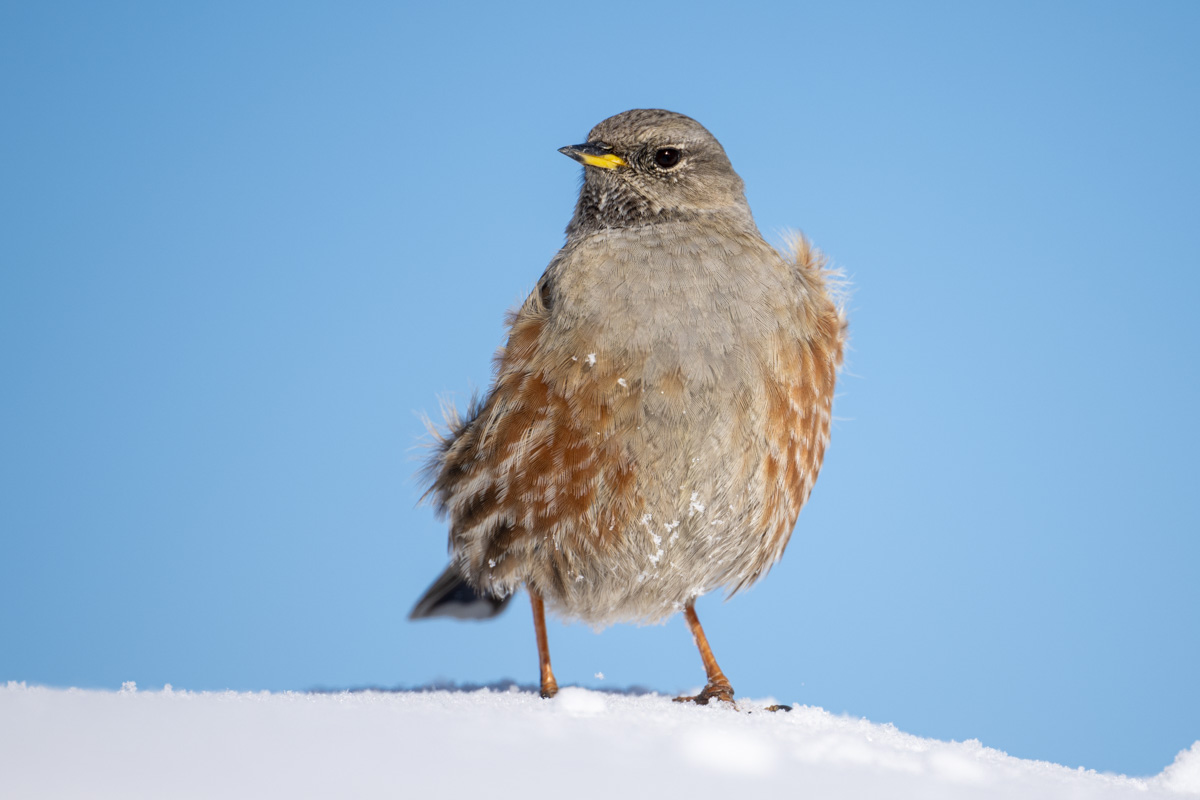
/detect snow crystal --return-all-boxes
[682,727,778,775]
[553,687,607,717]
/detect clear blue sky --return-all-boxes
[2,0,1197,778]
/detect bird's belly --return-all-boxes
[545,365,775,625]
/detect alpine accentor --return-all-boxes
[411,109,845,704]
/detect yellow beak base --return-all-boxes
[577,152,627,170]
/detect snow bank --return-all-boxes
[1,681,1196,799]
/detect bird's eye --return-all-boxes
[654,148,682,168]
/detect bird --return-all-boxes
[410,109,845,705]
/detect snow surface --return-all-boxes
[2,681,1197,800]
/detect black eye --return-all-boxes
[654,147,681,168]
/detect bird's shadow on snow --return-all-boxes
[307,679,659,697]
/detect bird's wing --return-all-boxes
[739,234,847,590]
[424,275,643,599]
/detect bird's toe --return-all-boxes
[673,680,735,706]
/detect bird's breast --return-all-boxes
[548,223,786,382]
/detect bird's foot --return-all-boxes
[673,679,735,706]
[539,676,559,699]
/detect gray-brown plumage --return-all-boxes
[412,109,845,704]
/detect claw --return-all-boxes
[673,680,735,705]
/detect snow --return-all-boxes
[1,681,1197,800]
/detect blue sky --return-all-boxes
[2,0,1197,778]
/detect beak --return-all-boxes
[558,142,627,170]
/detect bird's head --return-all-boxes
[560,109,752,237]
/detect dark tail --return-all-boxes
[409,563,512,621]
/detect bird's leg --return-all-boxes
[529,588,558,698]
[673,601,735,705]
